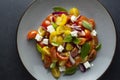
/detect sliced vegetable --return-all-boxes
[80,43,90,59]
[82,20,92,31]
[43,46,50,55]
[50,62,56,69]
[64,66,77,75]
[44,55,52,68]
[42,20,51,28]
[27,30,38,40]
[56,14,67,26]
[56,52,69,60]
[51,22,58,29]
[66,43,73,51]
[38,27,45,36]
[53,7,67,12]
[51,67,61,79]
[73,37,80,44]
[63,34,72,42]
[69,52,76,65]
[69,7,80,16]
[79,64,86,72]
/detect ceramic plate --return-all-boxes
[17,0,116,80]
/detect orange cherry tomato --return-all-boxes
[77,15,89,22]
[50,47,58,61]
[44,55,52,68]
[46,14,53,21]
[27,30,38,40]
[42,19,51,28]
[56,52,69,60]
[65,60,73,68]
[84,29,92,40]
[89,19,95,29]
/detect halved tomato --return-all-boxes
[27,30,38,40]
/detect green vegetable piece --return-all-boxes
[36,43,44,53]
[63,34,73,42]
[51,22,58,29]
[50,62,56,69]
[64,66,77,75]
[73,37,80,44]
[82,20,92,31]
[51,41,59,46]
[80,42,90,59]
[53,7,67,12]
[95,43,102,51]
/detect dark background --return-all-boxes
[0,0,120,80]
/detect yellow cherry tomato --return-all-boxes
[56,26,65,35]
[49,31,57,43]
[57,36,63,45]
[69,7,80,16]
[56,14,67,26]
[43,46,51,55]
[38,27,45,36]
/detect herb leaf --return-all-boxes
[73,37,80,44]
[51,22,58,29]
[80,42,90,59]
[64,66,77,75]
[53,7,67,12]
[63,34,73,42]
[82,20,92,31]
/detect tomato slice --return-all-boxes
[84,29,92,40]
[56,52,69,60]
[44,55,52,68]
[27,30,38,40]
[50,47,58,62]
[42,19,51,29]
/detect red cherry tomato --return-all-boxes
[42,20,51,28]
[84,29,92,40]
[27,30,38,40]
[46,14,53,21]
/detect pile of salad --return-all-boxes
[27,7,101,79]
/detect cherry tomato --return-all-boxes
[56,52,69,60]
[50,47,57,61]
[27,30,38,40]
[65,60,73,68]
[42,19,51,28]
[89,19,95,29]
[44,55,52,68]
[84,29,92,40]
[77,15,89,21]
[46,14,53,21]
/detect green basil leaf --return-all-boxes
[51,22,58,29]
[36,43,44,54]
[95,43,102,51]
[64,66,77,75]
[50,62,56,69]
[53,7,67,12]
[82,20,92,31]
[73,37,80,44]
[63,34,73,42]
[80,42,90,59]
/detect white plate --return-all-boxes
[17,0,116,80]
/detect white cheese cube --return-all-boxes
[59,66,66,72]
[57,45,64,52]
[35,34,43,41]
[83,61,91,69]
[42,39,48,45]
[91,30,97,36]
[47,25,55,33]
[71,15,77,22]
[70,30,78,37]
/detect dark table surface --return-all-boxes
[0,0,120,80]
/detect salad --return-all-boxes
[27,7,101,79]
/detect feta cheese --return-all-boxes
[57,45,64,52]
[59,66,66,72]
[71,15,77,22]
[70,30,78,37]
[91,30,97,36]
[47,25,55,33]
[42,38,48,45]
[83,61,91,69]
[35,34,43,41]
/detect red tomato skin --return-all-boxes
[41,20,51,29]
[27,30,38,40]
